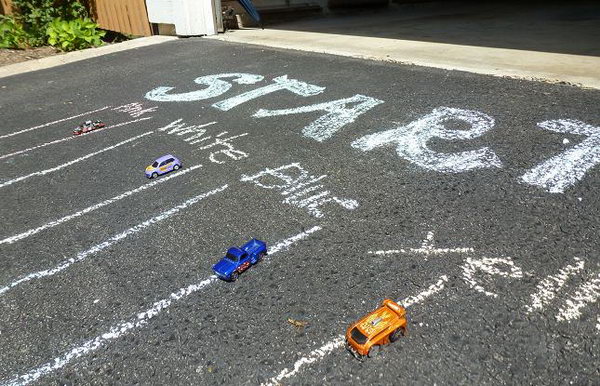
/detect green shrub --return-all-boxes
[12,0,89,46]
[0,15,30,49]
[0,1,108,51]
[46,17,105,51]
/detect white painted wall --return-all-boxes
[146,0,218,36]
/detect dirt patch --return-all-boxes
[0,46,62,67]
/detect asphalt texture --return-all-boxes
[0,38,599,385]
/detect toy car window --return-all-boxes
[350,327,368,345]
[166,158,174,164]
[159,160,168,167]
[225,252,239,262]
[152,161,159,167]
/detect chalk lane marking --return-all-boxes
[0,185,227,296]
[262,275,449,386]
[0,117,153,160]
[555,271,600,323]
[0,164,203,245]
[1,226,321,386]
[368,231,474,258]
[525,257,585,314]
[401,275,448,308]
[0,106,112,140]
[0,131,153,189]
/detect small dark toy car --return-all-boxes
[212,239,267,281]
[73,120,105,135]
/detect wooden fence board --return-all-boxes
[91,0,152,36]
[0,0,13,15]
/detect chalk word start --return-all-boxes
[145,73,600,193]
[241,163,359,218]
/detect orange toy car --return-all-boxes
[345,299,407,359]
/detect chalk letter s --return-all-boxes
[145,73,264,102]
[351,106,502,173]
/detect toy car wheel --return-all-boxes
[389,327,405,342]
[151,172,158,179]
[174,164,180,170]
[230,272,239,281]
[368,345,380,358]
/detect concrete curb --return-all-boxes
[207,29,600,90]
[0,36,178,80]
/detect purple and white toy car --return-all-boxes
[145,154,182,179]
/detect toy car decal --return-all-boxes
[359,310,395,335]
[237,261,251,273]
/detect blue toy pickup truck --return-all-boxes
[213,239,267,281]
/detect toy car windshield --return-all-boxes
[152,161,159,167]
[350,327,368,345]
[225,252,239,261]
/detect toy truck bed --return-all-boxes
[241,239,267,256]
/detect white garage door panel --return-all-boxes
[146,0,218,35]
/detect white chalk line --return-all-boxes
[2,226,322,386]
[0,106,112,140]
[262,275,449,386]
[0,117,153,160]
[0,164,203,246]
[268,226,321,254]
[0,184,227,296]
[0,131,153,189]
[368,231,474,256]
[400,275,448,308]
